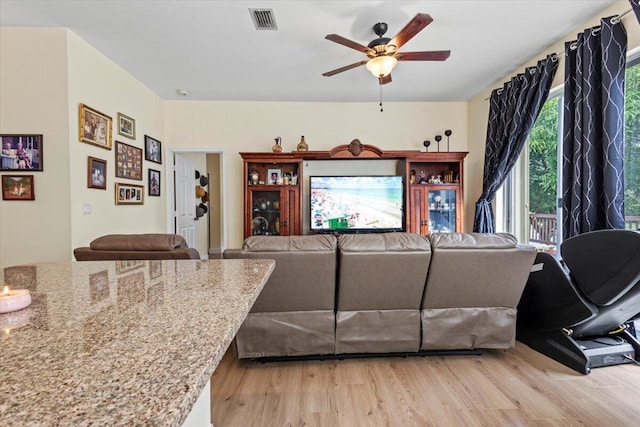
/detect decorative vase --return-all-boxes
[272,136,282,153]
[296,135,308,152]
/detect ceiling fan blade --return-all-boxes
[325,34,374,54]
[322,60,368,77]
[396,50,450,61]
[390,13,433,50]
[379,75,392,85]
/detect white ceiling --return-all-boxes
[0,0,619,102]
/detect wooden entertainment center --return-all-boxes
[241,140,468,238]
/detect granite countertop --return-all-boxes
[0,259,275,426]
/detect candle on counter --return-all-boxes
[0,285,32,314]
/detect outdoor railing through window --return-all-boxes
[529,214,640,245]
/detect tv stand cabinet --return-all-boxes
[240,141,467,238]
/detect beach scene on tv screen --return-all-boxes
[310,176,403,230]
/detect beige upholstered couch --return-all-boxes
[224,232,536,359]
[74,234,201,260]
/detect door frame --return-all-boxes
[166,148,228,254]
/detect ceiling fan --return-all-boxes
[322,13,450,85]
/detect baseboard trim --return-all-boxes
[250,349,483,363]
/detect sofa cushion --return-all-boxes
[429,232,517,249]
[339,232,430,252]
[242,234,336,252]
[337,233,431,310]
[90,234,189,251]
[225,235,338,312]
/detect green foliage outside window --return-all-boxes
[528,97,559,215]
[625,63,640,217]
[528,63,640,217]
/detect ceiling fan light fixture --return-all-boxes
[366,55,397,78]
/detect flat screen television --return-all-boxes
[309,175,404,233]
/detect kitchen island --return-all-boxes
[0,259,274,426]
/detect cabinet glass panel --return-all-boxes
[428,189,457,233]
[251,190,281,236]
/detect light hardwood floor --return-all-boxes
[210,342,640,426]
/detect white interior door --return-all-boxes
[174,154,197,248]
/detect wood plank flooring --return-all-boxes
[210,342,640,426]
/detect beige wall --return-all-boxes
[1,28,167,268]
[466,0,640,234]
[66,31,166,252]
[206,153,222,253]
[0,28,71,268]
[164,101,468,248]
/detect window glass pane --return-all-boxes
[529,97,559,249]
[625,60,640,230]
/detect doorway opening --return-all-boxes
[166,148,227,259]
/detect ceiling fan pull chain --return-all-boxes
[380,85,384,112]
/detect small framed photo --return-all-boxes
[115,182,144,205]
[115,141,143,181]
[87,156,107,189]
[148,168,161,197]
[2,174,34,200]
[117,113,136,139]
[144,135,162,164]
[267,168,282,185]
[1,135,43,171]
[79,103,112,150]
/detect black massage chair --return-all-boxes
[517,229,640,374]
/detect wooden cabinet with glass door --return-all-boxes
[405,152,467,235]
[241,153,302,238]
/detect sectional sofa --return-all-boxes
[224,232,536,359]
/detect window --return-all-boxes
[527,95,561,250]
[624,58,640,230]
[497,93,562,252]
[497,54,640,241]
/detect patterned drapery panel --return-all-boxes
[631,0,640,24]
[473,55,558,233]
[562,17,627,240]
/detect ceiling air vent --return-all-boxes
[250,8,278,31]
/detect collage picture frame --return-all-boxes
[115,141,143,181]
[115,182,144,205]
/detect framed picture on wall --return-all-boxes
[79,103,112,150]
[144,135,162,164]
[1,134,43,171]
[117,113,136,139]
[87,156,107,190]
[148,168,161,197]
[2,174,35,200]
[115,141,143,180]
[115,182,144,205]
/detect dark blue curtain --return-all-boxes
[631,0,640,24]
[562,17,627,240]
[473,55,558,232]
